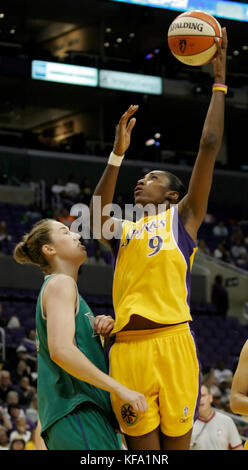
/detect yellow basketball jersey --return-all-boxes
[111,206,197,334]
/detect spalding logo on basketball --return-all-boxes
[168,10,223,66]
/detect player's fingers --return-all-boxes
[96,317,114,334]
[222,27,228,49]
[126,117,137,135]
[119,105,138,125]
[214,36,221,55]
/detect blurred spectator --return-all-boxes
[214,360,233,385]
[0,221,12,253]
[212,221,229,238]
[22,329,36,355]
[211,275,229,316]
[0,427,9,450]
[51,178,66,196]
[0,370,15,404]
[58,208,75,228]
[11,360,32,386]
[231,239,248,266]
[80,177,92,205]
[9,417,31,444]
[4,391,21,410]
[65,174,80,199]
[17,377,35,407]
[23,205,42,224]
[6,314,21,329]
[8,404,34,432]
[9,437,26,450]
[87,247,107,266]
[51,178,66,211]
[24,428,36,450]
[25,393,38,426]
[204,213,215,224]
[0,405,12,431]
[15,344,36,373]
[197,239,211,256]
[190,384,243,450]
[231,228,245,245]
[0,303,7,328]
[214,240,230,262]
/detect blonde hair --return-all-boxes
[13,219,54,275]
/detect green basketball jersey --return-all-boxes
[36,274,116,435]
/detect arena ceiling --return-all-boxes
[0,0,247,133]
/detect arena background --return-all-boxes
[0,0,248,450]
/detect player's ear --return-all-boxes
[166,190,179,204]
[41,244,56,257]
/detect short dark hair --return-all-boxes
[164,171,187,203]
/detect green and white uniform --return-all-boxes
[36,274,121,450]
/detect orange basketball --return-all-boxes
[168,10,223,66]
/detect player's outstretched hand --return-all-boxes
[94,315,115,336]
[213,27,227,83]
[113,104,139,157]
[116,385,148,413]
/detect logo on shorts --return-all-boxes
[121,404,138,426]
[180,406,189,423]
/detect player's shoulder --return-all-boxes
[44,274,76,297]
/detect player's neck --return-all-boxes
[49,261,79,282]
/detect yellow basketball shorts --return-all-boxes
[109,322,201,437]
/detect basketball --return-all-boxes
[168,10,223,66]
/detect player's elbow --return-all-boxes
[200,132,219,149]
[49,344,71,364]
[229,393,241,414]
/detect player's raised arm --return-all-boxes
[178,28,227,241]
[89,105,138,250]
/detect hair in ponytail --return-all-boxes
[14,219,53,275]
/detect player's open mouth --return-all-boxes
[134,186,143,194]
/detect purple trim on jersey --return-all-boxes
[190,327,202,422]
[112,220,124,273]
[172,207,196,308]
[75,412,90,450]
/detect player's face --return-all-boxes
[134,171,171,206]
[48,221,87,263]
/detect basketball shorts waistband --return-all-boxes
[115,322,190,343]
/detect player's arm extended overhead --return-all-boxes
[178,28,227,242]
[89,105,138,250]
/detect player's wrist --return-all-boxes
[214,75,226,85]
[212,82,228,94]
[108,151,125,167]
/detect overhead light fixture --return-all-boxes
[145,52,154,60]
[145,138,155,146]
[104,42,110,48]
[116,37,123,43]
[233,50,239,56]
[9,27,16,34]
[0,13,4,19]
[154,132,161,139]
[105,27,111,33]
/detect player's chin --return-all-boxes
[80,249,87,263]
[134,194,149,206]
